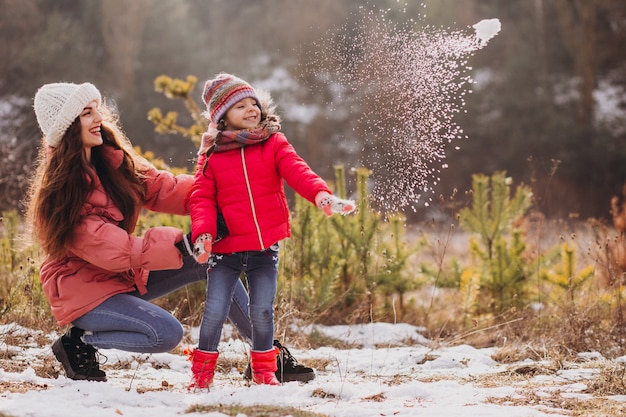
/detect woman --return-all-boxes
[25,82,313,384]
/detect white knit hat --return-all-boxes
[33,82,102,147]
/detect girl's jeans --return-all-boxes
[73,256,253,353]
[199,246,279,352]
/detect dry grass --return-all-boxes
[487,391,626,417]
[185,404,330,416]
[585,362,626,396]
[0,381,52,395]
[472,359,626,416]
[0,324,60,379]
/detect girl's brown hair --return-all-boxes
[25,103,147,258]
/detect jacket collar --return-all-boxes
[99,143,124,168]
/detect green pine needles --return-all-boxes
[458,171,534,314]
[279,166,421,324]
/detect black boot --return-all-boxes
[52,327,107,382]
[243,340,315,383]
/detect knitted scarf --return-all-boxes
[198,119,281,157]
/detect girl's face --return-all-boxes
[80,100,103,159]
[223,98,261,131]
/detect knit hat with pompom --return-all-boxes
[202,73,260,126]
[34,82,102,147]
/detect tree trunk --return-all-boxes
[101,0,153,98]
[554,0,597,134]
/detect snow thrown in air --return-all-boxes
[303,5,501,212]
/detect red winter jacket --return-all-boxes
[39,144,193,326]
[190,132,331,253]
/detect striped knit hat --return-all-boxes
[34,82,102,147]
[202,73,260,126]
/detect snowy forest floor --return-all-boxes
[1,322,626,417]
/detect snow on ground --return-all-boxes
[0,322,623,417]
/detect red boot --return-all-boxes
[185,347,219,390]
[250,347,281,385]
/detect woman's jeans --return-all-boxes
[73,256,253,353]
[199,246,279,352]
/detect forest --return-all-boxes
[1,0,625,221]
[3,5,626,415]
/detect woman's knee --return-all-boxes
[158,319,184,352]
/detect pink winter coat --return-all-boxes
[189,132,331,253]
[39,144,194,326]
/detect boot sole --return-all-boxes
[243,368,316,383]
[52,338,107,382]
[278,371,316,383]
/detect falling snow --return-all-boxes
[304,6,501,212]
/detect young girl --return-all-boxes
[26,82,312,384]
[187,73,355,388]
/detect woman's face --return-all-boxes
[80,100,103,156]
[223,98,261,131]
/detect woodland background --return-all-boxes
[1,0,626,222]
[4,6,626,405]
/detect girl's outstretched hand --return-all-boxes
[315,191,357,217]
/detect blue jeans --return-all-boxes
[199,246,279,352]
[73,256,253,353]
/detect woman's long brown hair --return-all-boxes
[25,104,147,258]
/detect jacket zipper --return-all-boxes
[241,148,265,249]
